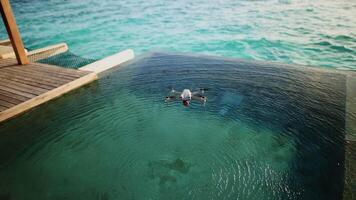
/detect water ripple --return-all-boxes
[0,53,353,199]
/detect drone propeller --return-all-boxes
[197,87,209,91]
[197,87,209,94]
[165,86,175,93]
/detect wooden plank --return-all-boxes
[0,82,41,96]
[0,0,29,65]
[0,79,48,95]
[14,69,75,84]
[8,66,76,82]
[0,84,36,98]
[32,62,91,76]
[0,73,54,90]
[26,64,90,78]
[0,70,61,88]
[0,98,15,108]
[0,105,7,111]
[18,64,83,79]
[1,67,72,85]
[0,69,67,88]
[0,91,23,104]
[27,43,68,62]
[0,77,49,93]
[0,72,98,122]
[0,88,30,102]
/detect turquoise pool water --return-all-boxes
[0,53,355,199]
[0,0,355,69]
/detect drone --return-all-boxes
[165,88,207,106]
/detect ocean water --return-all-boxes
[0,53,354,199]
[0,0,355,69]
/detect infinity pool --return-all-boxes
[0,53,355,199]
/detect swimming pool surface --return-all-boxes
[0,0,355,69]
[0,53,355,199]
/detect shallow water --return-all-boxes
[0,0,355,69]
[0,53,354,199]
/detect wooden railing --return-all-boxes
[0,0,29,65]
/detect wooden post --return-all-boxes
[0,0,28,65]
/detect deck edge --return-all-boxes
[79,49,134,74]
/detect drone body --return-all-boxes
[165,88,207,106]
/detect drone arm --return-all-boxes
[165,94,181,102]
[165,96,174,101]
[192,95,207,102]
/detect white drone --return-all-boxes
[165,88,207,106]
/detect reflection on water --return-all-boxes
[0,53,355,200]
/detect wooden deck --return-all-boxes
[0,58,97,122]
